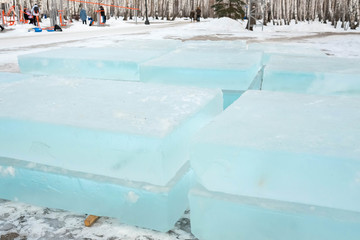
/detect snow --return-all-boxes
[0,16,359,240]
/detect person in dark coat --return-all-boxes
[99,6,106,24]
[80,8,87,24]
[196,7,201,22]
[190,9,195,22]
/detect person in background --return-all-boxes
[80,7,87,25]
[99,5,106,24]
[31,3,40,26]
[196,6,201,22]
[23,7,29,22]
[27,9,34,24]
[190,9,195,22]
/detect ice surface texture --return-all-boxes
[18,47,171,81]
[0,157,191,232]
[263,55,360,95]
[0,74,223,185]
[191,90,360,211]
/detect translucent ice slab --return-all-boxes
[18,47,172,81]
[189,184,360,240]
[0,156,191,232]
[0,75,223,186]
[140,49,263,91]
[263,55,360,95]
[191,90,360,212]
[247,43,326,64]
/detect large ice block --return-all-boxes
[190,90,360,239]
[18,47,172,81]
[0,74,223,186]
[140,49,263,91]
[0,156,191,232]
[263,55,360,95]
[191,90,360,210]
[189,184,360,240]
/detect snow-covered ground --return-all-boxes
[0,17,359,240]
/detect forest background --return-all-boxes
[1,0,359,30]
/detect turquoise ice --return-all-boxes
[0,156,192,232]
[0,73,222,231]
[18,46,173,81]
[263,55,360,95]
[191,90,360,210]
[189,184,360,240]
[0,74,222,186]
[190,90,360,239]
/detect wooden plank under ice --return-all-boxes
[84,215,99,227]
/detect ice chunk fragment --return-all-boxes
[0,75,223,186]
[0,156,192,232]
[263,55,360,95]
[18,47,172,81]
[189,184,360,240]
[191,90,360,212]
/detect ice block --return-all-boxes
[263,55,360,95]
[190,90,360,239]
[0,156,191,232]
[140,49,263,91]
[0,74,223,186]
[18,47,172,81]
[189,184,360,240]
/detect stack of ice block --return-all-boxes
[18,45,174,81]
[189,90,360,240]
[0,73,223,231]
[140,48,263,108]
[263,55,360,95]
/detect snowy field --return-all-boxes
[0,17,360,240]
